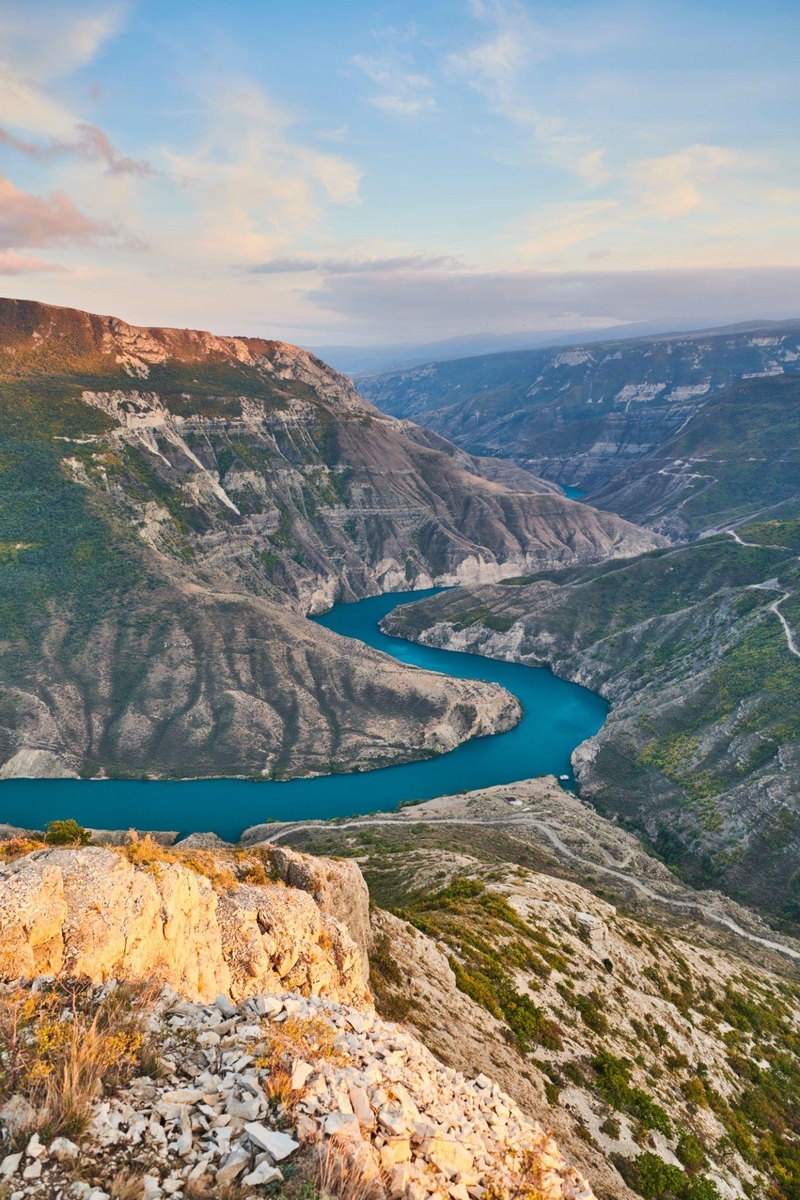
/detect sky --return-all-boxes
[1,0,799,346]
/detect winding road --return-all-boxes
[263,812,800,962]
[730,530,800,661]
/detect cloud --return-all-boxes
[447,0,605,181]
[629,145,751,219]
[161,80,363,266]
[0,249,64,275]
[352,53,436,117]
[249,253,457,275]
[517,199,620,260]
[0,5,126,139]
[0,122,153,176]
[310,263,800,341]
[0,4,124,81]
[0,173,116,249]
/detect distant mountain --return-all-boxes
[0,298,659,781]
[361,319,800,529]
[588,373,800,538]
[310,318,716,377]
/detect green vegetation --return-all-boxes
[591,1050,671,1136]
[614,1152,721,1200]
[0,381,140,643]
[44,820,92,847]
[393,877,566,1051]
[389,532,800,920]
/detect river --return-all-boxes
[0,588,607,841]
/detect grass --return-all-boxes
[0,980,159,1144]
[393,877,566,1052]
[256,1013,346,1113]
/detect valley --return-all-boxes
[0,299,656,784]
[382,529,800,923]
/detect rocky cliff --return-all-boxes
[0,842,369,1007]
[0,836,596,1200]
[0,297,660,781]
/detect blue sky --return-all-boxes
[1,0,799,344]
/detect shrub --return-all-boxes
[591,1050,671,1136]
[676,1133,707,1173]
[615,1152,722,1200]
[45,819,91,846]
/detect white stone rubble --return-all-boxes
[0,988,594,1200]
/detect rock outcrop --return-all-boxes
[0,847,368,1007]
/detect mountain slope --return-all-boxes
[0,298,662,780]
[382,531,800,920]
[361,319,800,502]
[586,374,800,538]
[256,790,800,1200]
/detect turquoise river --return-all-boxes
[0,588,608,841]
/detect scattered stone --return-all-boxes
[243,1123,299,1160]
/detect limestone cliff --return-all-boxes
[0,838,595,1200]
[0,845,368,1008]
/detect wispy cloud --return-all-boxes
[249,252,457,275]
[0,173,117,249]
[629,144,753,219]
[447,0,603,177]
[352,53,436,117]
[0,123,153,176]
[162,79,362,265]
[0,249,64,275]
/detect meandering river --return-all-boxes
[0,588,607,841]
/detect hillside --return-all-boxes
[276,794,800,1200]
[382,529,800,921]
[0,835,594,1200]
[360,320,800,511]
[2,823,799,1200]
[586,374,800,538]
[0,298,659,781]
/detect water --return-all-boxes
[0,589,607,841]
[561,483,587,500]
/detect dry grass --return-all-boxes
[106,1169,146,1200]
[0,980,160,1144]
[314,1137,384,1200]
[482,1149,546,1200]
[256,1013,346,1113]
[113,835,238,892]
[0,836,45,863]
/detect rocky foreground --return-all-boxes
[0,837,593,1200]
[0,985,594,1200]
